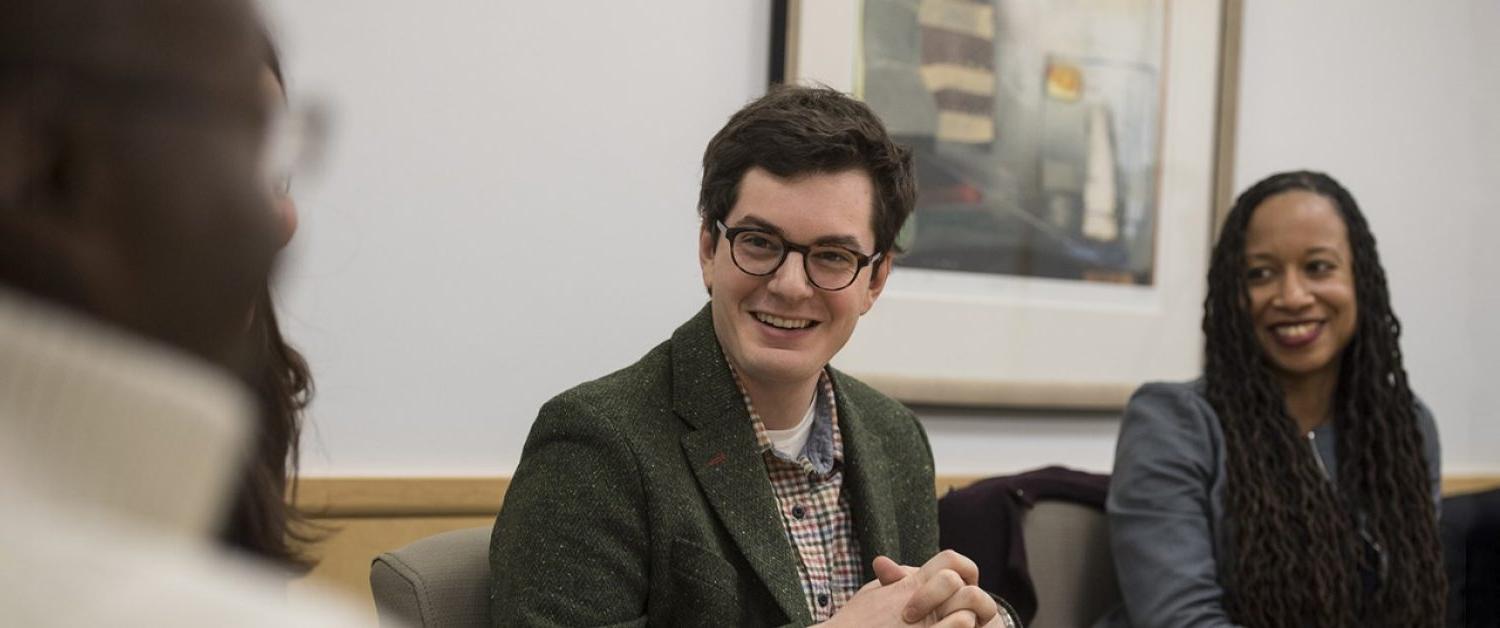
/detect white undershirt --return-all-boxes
[763,396,818,460]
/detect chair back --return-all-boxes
[1021,500,1122,628]
[370,526,492,628]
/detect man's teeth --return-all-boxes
[1274,322,1318,339]
[755,313,812,330]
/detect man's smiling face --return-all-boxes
[699,166,888,391]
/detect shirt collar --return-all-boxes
[728,365,842,476]
[0,287,254,540]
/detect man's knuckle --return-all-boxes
[939,569,964,588]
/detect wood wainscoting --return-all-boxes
[290,474,1500,623]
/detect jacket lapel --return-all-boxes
[671,305,811,625]
[831,370,903,579]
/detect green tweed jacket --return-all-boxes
[489,305,940,627]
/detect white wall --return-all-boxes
[1231,0,1499,474]
[262,0,1499,478]
[1471,0,1500,472]
[261,1,771,475]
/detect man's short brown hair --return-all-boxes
[697,85,916,257]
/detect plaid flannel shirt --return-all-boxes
[734,369,861,622]
[733,368,1021,628]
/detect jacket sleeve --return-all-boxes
[488,394,651,628]
[1105,383,1244,628]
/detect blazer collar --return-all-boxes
[827,369,903,578]
[669,304,743,431]
[668,304,908,615]
[671,304,810,623]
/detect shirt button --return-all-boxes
[792,505,806,519]
[816,593,829,607]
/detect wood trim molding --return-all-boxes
[294,477,509,517]
[295,473,1500,518]
[1444,475,1500,496]
[1211,0,1244,235]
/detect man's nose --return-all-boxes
[766,250,816,298]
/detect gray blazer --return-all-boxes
[1095,380,1440,628]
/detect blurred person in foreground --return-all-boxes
[0,0,367,624]
[220,31,320,574]
[490,85,1021,627]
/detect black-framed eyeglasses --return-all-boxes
[716,220,882,291]
[262,101,330,199]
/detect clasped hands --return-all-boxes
[816,550,1003,628]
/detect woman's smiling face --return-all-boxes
[1243,190,1358,384]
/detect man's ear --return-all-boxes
[861,254,892,315]
[698,222,717,295]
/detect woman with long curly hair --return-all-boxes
[1100,170,1445,627]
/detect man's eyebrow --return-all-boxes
[813,234,864,250]
[732,214,866,250]
[731,215,783,235]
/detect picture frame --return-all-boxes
[772,0,1242,409]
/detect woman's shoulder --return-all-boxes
[1411,393,1437,427]
[1111,379,1225,496]
[1410,392,1441,459]
[1116,379,1224,452]
[1125,379,1217,425]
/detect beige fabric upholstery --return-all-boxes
[369,503,1120,628]
[370,527,491,628]
[1021,500,1122,628]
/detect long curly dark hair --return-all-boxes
[1203,170,1444,626]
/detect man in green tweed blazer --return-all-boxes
[490,86,1017,627]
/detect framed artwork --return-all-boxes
[772,0,1241,409]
